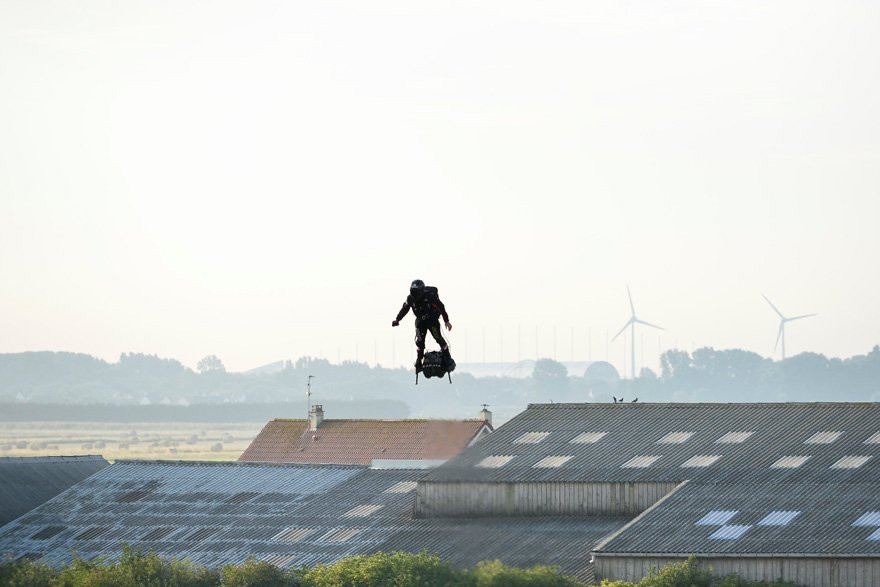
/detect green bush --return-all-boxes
[304,551,460,587]
[0,550,798,587]
[0,557,59,587]
[465,559,585,586]
[220,557,304,586]
[54,547,217,587]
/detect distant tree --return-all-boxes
[660,349,692,380]
[197,355,226,374]
[638,367,657,380]
[533,359,568,391]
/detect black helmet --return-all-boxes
[410,279,425,297]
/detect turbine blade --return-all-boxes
[611,319,633,342]
[763,295,784,319]
[787,313,817,322]
[626,286,635,317]
[774,322,784,351]
[635,319,665,331]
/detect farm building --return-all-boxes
[418,402,880,586]
[2,402,879,586]
[238,404,493,466]
[0,459,624,582]
[0,455,109,526]
[592,480,880,585]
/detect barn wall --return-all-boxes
[593,555,880,587]
[415,481,677,517]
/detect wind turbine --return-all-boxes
[763,295,816,360]
[612,286,664,379]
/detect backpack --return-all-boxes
[422,351,446,378]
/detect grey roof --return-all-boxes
[0,456,109,527]
[381,516,625,580]
[425,403,880,484]
[0,460,627,578]
[595,481,880,556]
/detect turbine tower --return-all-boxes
[763,295,816,360]
[612,286,664,379]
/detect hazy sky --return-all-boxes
[1,0,878,375]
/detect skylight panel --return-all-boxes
[680,455,722,468]
[710,525,752,540]
[852,512,880,526]
[622,455,661,468]
[142,527,175,541]
[868,528,880,541]
[324,528,360,543]
[225,491,260,504]
[865,432,880,444]
[477,455,515,468]
[384,481,418,494]
[31,526,65,540]
[344,504,384,517]
[272,527,315,542]
[186,527,218,541]
[75,527,109,541]
[533,455,573,468]
[657,432,694,444]
[758,511,801,526]
[695,510,738,526]
[770,456,811,469]
[831,455,872,469]
[805,431,843,444]
[515,432,551,444]
[570,432,607,444]
[716,431,754,444]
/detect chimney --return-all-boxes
[309,404,324,431]
[479,404,492,427]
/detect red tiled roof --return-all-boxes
[238,419,491,465]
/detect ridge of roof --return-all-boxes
[112,459,368,469]
[527,402,880,409]
[0,455,107,463]
[270,418,488,423]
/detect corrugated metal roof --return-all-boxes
[239,419,491,465]
[379,516,627,581]
[595,481,880,556]
[425,403,880,483]
[0,460,625,575]
[0,455,109,527]
[0,460,367,567]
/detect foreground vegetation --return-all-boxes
[0,549,797,587]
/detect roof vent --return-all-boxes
[309,404,324,431]
[480,405,492,426]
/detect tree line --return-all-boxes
[0,346,877,415]
[0,548,794,586]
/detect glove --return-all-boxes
[392,320,399,327]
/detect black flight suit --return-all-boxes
[394,286,453,370]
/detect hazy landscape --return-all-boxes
[0,421,261,462]
[2,0,879,584]
[2,345,878,462]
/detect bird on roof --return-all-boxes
[632,398,638,403]
[612,396,618,403]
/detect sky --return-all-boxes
[1,0,878,375]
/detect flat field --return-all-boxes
[0,421,264,462]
